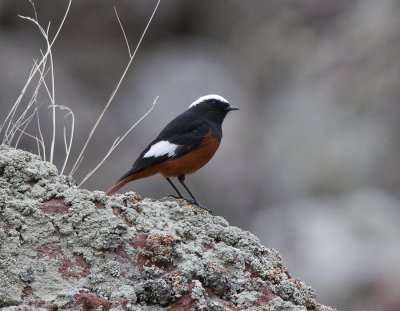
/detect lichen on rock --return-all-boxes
[0,145,336,310]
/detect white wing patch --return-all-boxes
[143,140,179,158]
[189,94,229,109]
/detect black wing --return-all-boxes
[122,110,209,177]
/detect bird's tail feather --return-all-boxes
[106,167,157,196]
[106,175,134,195]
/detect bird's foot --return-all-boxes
[168,194,181,199]
[167,195,212,213]
[186,199,213,213]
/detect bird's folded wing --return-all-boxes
[123,117,209,177]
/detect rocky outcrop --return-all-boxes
[0,145,335,310]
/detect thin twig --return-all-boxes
[36,135,41,158]
[78,97,158,187]
[0,0,71,144]
[14,107,39,148]
[53,105,75,175]
[5,67,46,145]
[35,108,46,161]
[28,0,38,22]
[1,63,37,143]
[23,16,57,162]
[5,55,51,145]
[77,137,119,187]
[70,0,161,176]
[114,7,132,58]
[47,23,57,163]
[12,121,46,152]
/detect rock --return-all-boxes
[0,145,335,310]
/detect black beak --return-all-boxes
[226,105,239,111]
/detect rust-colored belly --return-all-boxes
[157,129,220,177]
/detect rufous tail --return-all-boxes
[106,167,157,195]
[106,175,135,195]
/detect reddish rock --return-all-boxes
[203,241,216,250]
[167,283,197,311]
[42,199,69,214]
[245,263,260,279]
[59,254,90,278]
[75,292,112,311]
[130,232,148,248]
[255,286,275,306]
[93,200,105,209]
[21,285,33,297]
[37,242,63,260]
[112,207,131,226]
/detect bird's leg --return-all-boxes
[165,177,183,199]
[178,175,212,213]
[177,175,197,202]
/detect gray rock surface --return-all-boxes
[0,145,335,310]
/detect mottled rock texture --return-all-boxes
[0,145,335,311]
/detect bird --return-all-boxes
[106,94,239,211]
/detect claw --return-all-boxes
[167,195,212,213]
[187,199,212,213]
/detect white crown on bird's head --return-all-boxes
[188,94,229,109]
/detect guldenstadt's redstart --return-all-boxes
[106,94,239,211]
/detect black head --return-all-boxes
[188,94,239,124]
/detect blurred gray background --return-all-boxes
[1,1,400,310]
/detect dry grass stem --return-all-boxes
[78,96,158,187]
[70,0,161,177]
